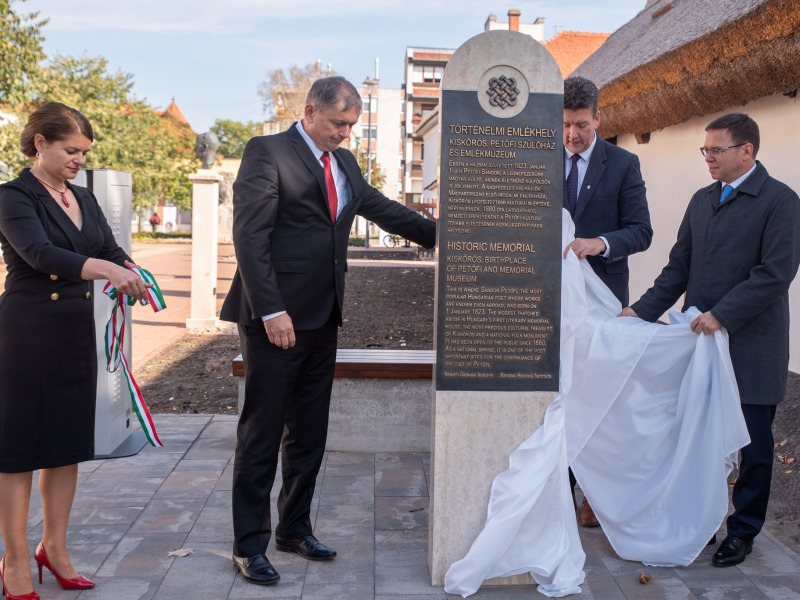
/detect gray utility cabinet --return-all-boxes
[73,169,147,458]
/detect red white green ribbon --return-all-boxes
[102,267,165,447]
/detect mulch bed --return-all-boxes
[136,265,434,415]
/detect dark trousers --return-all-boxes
[232,317,338,557]
[726,403,777,541]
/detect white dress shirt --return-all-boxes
[565,133,610,258]
[294,121,352,216]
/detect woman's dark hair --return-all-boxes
[20,102,94,158]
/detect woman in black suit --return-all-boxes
[0,103,151,600]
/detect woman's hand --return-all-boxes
[81,258,153,302]
[108,262,153,302]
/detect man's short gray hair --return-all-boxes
[306,76,363,113]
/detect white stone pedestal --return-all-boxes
[186,169,222,330]
[429,391,554,586]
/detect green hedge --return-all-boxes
[133,231,192,240]
[348,237,365,247]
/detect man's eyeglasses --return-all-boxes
[699,143,746,157]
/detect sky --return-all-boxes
[22,0,647,133]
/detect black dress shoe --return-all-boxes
[707,534,717,546]
[232,554,280,585]
[712,534,753,567]
[275,535,337,561]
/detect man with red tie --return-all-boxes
[220,76,436,586]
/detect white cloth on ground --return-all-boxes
[444,211,749,597]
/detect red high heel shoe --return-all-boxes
[0,556,39,600]
[33,544,94,590]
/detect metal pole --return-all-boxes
[364,86,372,248]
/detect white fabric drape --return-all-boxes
[444,211,750,597]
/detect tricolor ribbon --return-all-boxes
[102,267,165,447]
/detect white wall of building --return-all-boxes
[485,17,545,41]
[619,92,800,371]
[421,123,440,199]
[374,87,404,202]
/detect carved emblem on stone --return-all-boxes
[486,75,520,109]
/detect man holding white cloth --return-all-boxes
[623,113,800,567]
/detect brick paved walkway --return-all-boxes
[2,415,798,599]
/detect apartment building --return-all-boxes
[355,80,405,203]
[401,10,546,215]
[400,46,453,213]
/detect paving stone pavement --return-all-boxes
[2,414,799,599]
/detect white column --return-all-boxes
[186,169,222,330]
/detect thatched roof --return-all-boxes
[572,0,800,138]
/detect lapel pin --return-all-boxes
[587,185,591,189]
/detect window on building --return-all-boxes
[362,125,377,140]
[411,65,444,84]
[363,97,378,113]
[423,66,443,83]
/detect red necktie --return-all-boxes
[321,152,338,222]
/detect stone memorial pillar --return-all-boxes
[429,31,563,586]
[186,169,222,330]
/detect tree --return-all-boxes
[0,0,45,176]
[211,119,261,158]
[8,55,196,212]
[257,60,335,132]
[0,6,195,211]
[350,141,386,195]
[0,0,47,107]
[0,110,24,180]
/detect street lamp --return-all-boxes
[363,76,378,248]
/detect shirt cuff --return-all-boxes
[262,311,287,321]
[598,236,610,258]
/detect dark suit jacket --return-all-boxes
[0,169,129,287]
[564,138,652,305]
[632,162,800,405]
[220,124,437,330]
[0,170,130,470]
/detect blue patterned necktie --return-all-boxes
[720,184,733,204]
[566,153,580,216]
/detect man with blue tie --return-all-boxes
[622,113,800,567]
[562,76,652,526]
[221,76,436,586]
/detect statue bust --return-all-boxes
[194,131,220,169]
